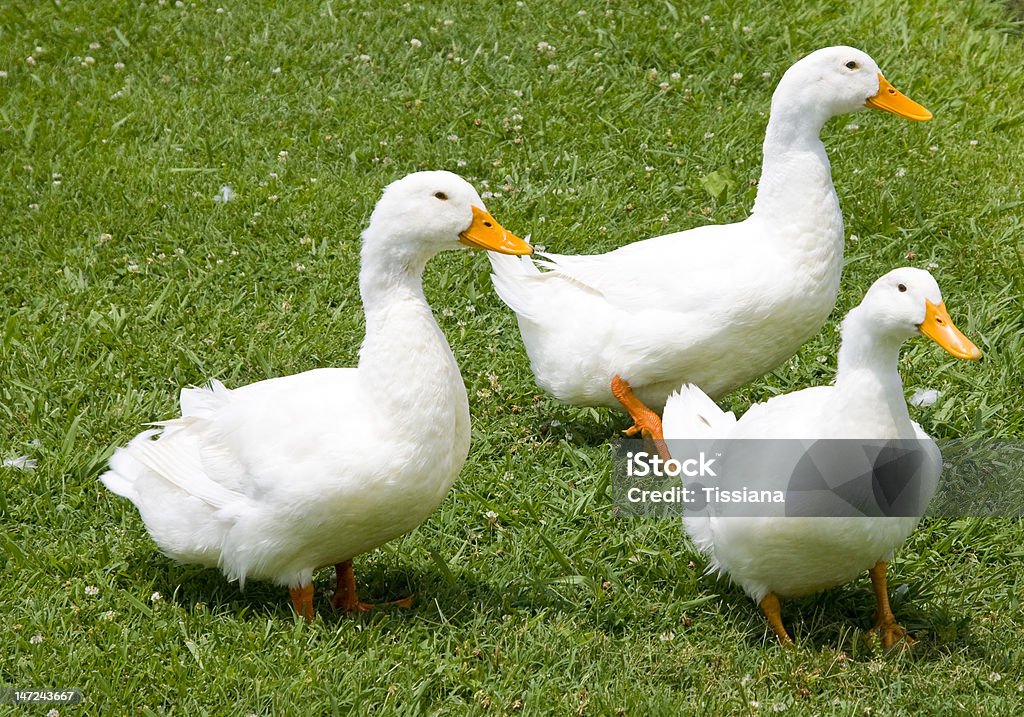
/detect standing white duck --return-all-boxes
[100,171,533,620]
[612,268,981,646]
[490,46,931,420]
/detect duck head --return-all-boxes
[855,267,981,359]
[772,46,932,125]
[363,170,532,260]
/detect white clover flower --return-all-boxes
[114,61,125,70]
[85,585,99,596]
[89,42,101,50]
[409,38,422,48]
[150,591,163,602]
[0,70,8,78]
[30,634,44,644]
[895,167,906,178]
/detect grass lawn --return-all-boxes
[2,0,1024,714]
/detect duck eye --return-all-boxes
[845,61,858,70]
[434,191,448,200]
[897,283,907,292]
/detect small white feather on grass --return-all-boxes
[909,388,940,407]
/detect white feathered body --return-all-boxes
[102,268,470,589]
[664,377,940,602]
[490,125,844,412]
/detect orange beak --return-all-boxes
[865,73,932,121]
[459,206,533,255]
[918,300,982,360]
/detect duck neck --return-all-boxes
[834,309,911,425]
[750,102,841,240]
[357,239,461,399]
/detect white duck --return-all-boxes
[490,46,931,421]
[100,171,532,620]
[612,268,981,646]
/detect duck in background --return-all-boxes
[490,46,932,430]
[612,267,982,646]
[101,171,533,620]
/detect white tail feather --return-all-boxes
[181,378,230,418]
[662,384,736,440]
[488,252,543,322]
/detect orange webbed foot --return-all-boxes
[759,592,795,647]
[866,561,915,649]
[289,583,315,622]
[332,560,414,613]
[611,375,670,460]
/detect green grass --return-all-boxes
[2,0,1024,714]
